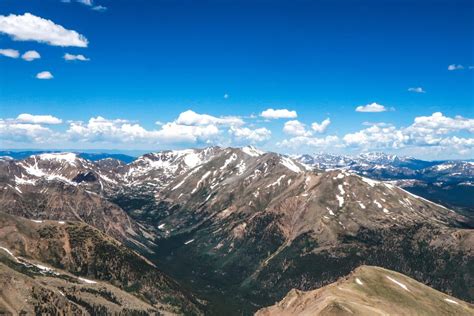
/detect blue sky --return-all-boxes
[0,0,473,159]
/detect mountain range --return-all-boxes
[0,147,472,315]
[295,152,474,216]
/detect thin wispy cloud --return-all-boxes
[0,13,88,47]
[0,48,19,58]
[64,53,90,61]
[448,64,464,71]
[355,102,387,113]
[408,87,426,93]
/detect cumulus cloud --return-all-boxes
[16,113,62,125]
[64,53,89,61]
[279,135,340,150]
[343,124,408,149]
[36,71,53,80]
[0,13,88,47]
[67,117,156,143]
[355,102,387,113]
[448,64,464,71]
[229,126,271,143]
[155,122,220,143]
[0,48,19,58]
[405,112,474,136]
[21,50,40,61]
[261,108,297,119]
[175,110,243,126]
[408,87,425,93]
[343,112,474,153]
[66,115,222,145]
[283,120,311,136]
[0,120,54,143]
[311,118,331,133]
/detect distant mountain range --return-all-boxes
[294,152,474,216]
[0,150,136,163]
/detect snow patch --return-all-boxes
[267,175,286,188]
[444,298,459,305]
[326,207,335,216]
[39,153,78,166]
[355,278,363,285]
[79,277,97,284]
[280,156,302,173]
[242,146,265,157]
[386,276,410,291]
[360,176,379,187]
[357,201,366,209]
[220,153,237,170]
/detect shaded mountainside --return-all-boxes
[0,212,203,315]
[256,265,474,316]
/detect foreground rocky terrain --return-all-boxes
[256,265,474,316]
[0,147,472,315]
[0,212,202,315]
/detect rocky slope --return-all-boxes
[121,148,473,314]
[295,152,474,214]
[256,265,474,316]
[0,211,203,315]
[0,147,472,315]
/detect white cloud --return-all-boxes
[355,102,387,113]
[448,64,464,71]
[343,112,474,153]
[311,118,331,133]
[21,50,40,61]
[36,71,53,80]
[408,87,425,93]
[279,135,339,150]
[343,124,408,149]
[0,48,19,58]
[283,120,311,136]
[92,5,107,11]
[67,117,155,143]
[0,120,54,143]
[230,126,271,143]
[405,112,474,136]
[16,113,62,125]
[66,115,222,145]
[260,108,297,119]
[155,122,220,143]
[0,13,88,47]
[64,53,89,61]
[175,110,243,126]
